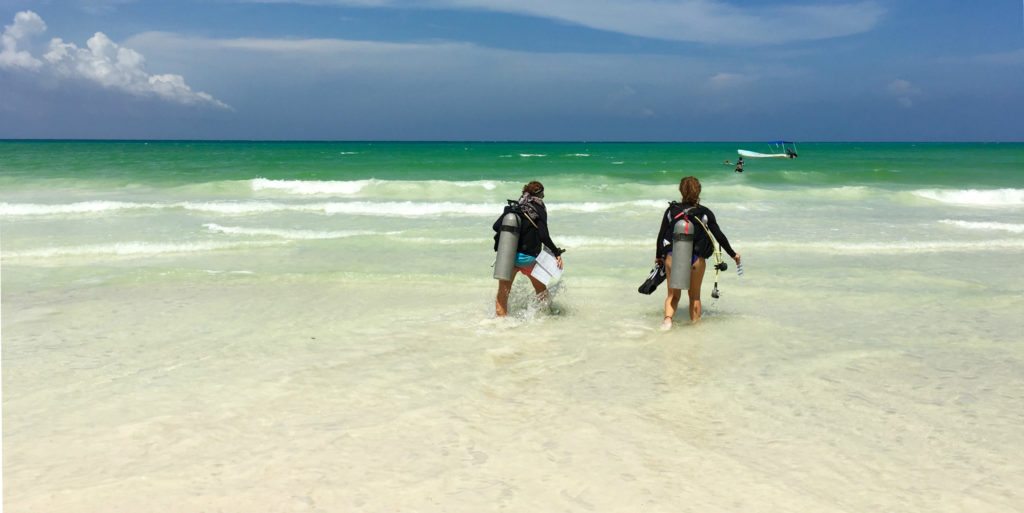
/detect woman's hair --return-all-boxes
[679,176,701,204]
[522,181,544,196]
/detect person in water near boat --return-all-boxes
[494,181,564,317]
[655,176,741,328]
[735,156,744,173]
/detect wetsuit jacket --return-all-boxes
[655,203,736,260]
[492,201,563,257]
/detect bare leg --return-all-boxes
[663,254,682,328]
[688,257,706,323]
[495,278,513,317]
[525,274,548,303]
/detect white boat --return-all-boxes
[737,149,790,158]
[737,141,798,159]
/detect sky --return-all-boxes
[1,0,1022,141]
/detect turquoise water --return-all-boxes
[2,141,1023,511]
[3,140,1022,186]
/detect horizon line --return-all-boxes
[2,139,1022,144]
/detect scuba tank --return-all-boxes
[669,214,695,290]
[493,210,520,281]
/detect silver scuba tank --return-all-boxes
[493,211,520,281]
[669,215,695,290]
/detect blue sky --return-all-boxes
[1,0,1022,141]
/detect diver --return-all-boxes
[654,176,741,328]
[735,156,744,173]
[493,181,565,317]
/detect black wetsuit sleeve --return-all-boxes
[656,208,671,259]
[704,208,736,258]
[534,206,564,256]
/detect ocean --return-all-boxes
[2,140,1022,511]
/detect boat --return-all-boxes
[737,141,798,159]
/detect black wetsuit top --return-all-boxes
[655,203,736,260]
[492,201,563,257]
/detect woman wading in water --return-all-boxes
[494,181,564,317]
[655,176,741,328]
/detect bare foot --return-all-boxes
[660,316,673,331]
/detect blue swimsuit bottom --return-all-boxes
[515,253,537,267]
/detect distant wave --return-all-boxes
[320,201,498,216]
[0,201,150,216]
[10,236,1020,261]
[939,219,1024,234]
[250,178,502,196]
[556,235,649,247]
[746,238,1024,254]
[2,240,283,259]
[252,178,374,195]
[553,200,666,213]
[381,234,649,247]
[0,199,498,217]
[396,236,488,245]
[411,233,1020,252]
[912,188,1024,206]
[203,223,382,239]
[0,199,667,218]
[190,200,502,216]
[0,200,280,216]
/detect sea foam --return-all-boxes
[746,238,1024,254]
[939,220,1024,234]
[0,201,154,216]
[203,223,379,239]
[549,200,666,213]
[2,240,284,259]
[252,178,374,195]
[556,235,650,247]
[250,178,503,196]
[0,200,502,217]
[912,188,1024,207]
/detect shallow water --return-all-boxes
[2,141,1022,511]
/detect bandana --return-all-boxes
[517,191,543,221]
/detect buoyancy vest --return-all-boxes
[668,202,715,259]
[493,201,542,255]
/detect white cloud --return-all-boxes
[887,78,920,108]
[75,0,143,14]
[887,79,914,94]
[707,72,752,89]
[247,0,885,45]
[464,0,886,44]
[213,36,468,54]
[0,10,46,69]
[972,48,1024,66]
[1,11,230,109]
[603,85,655,117]
[122,30,735,123]
[125,30,722,95]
